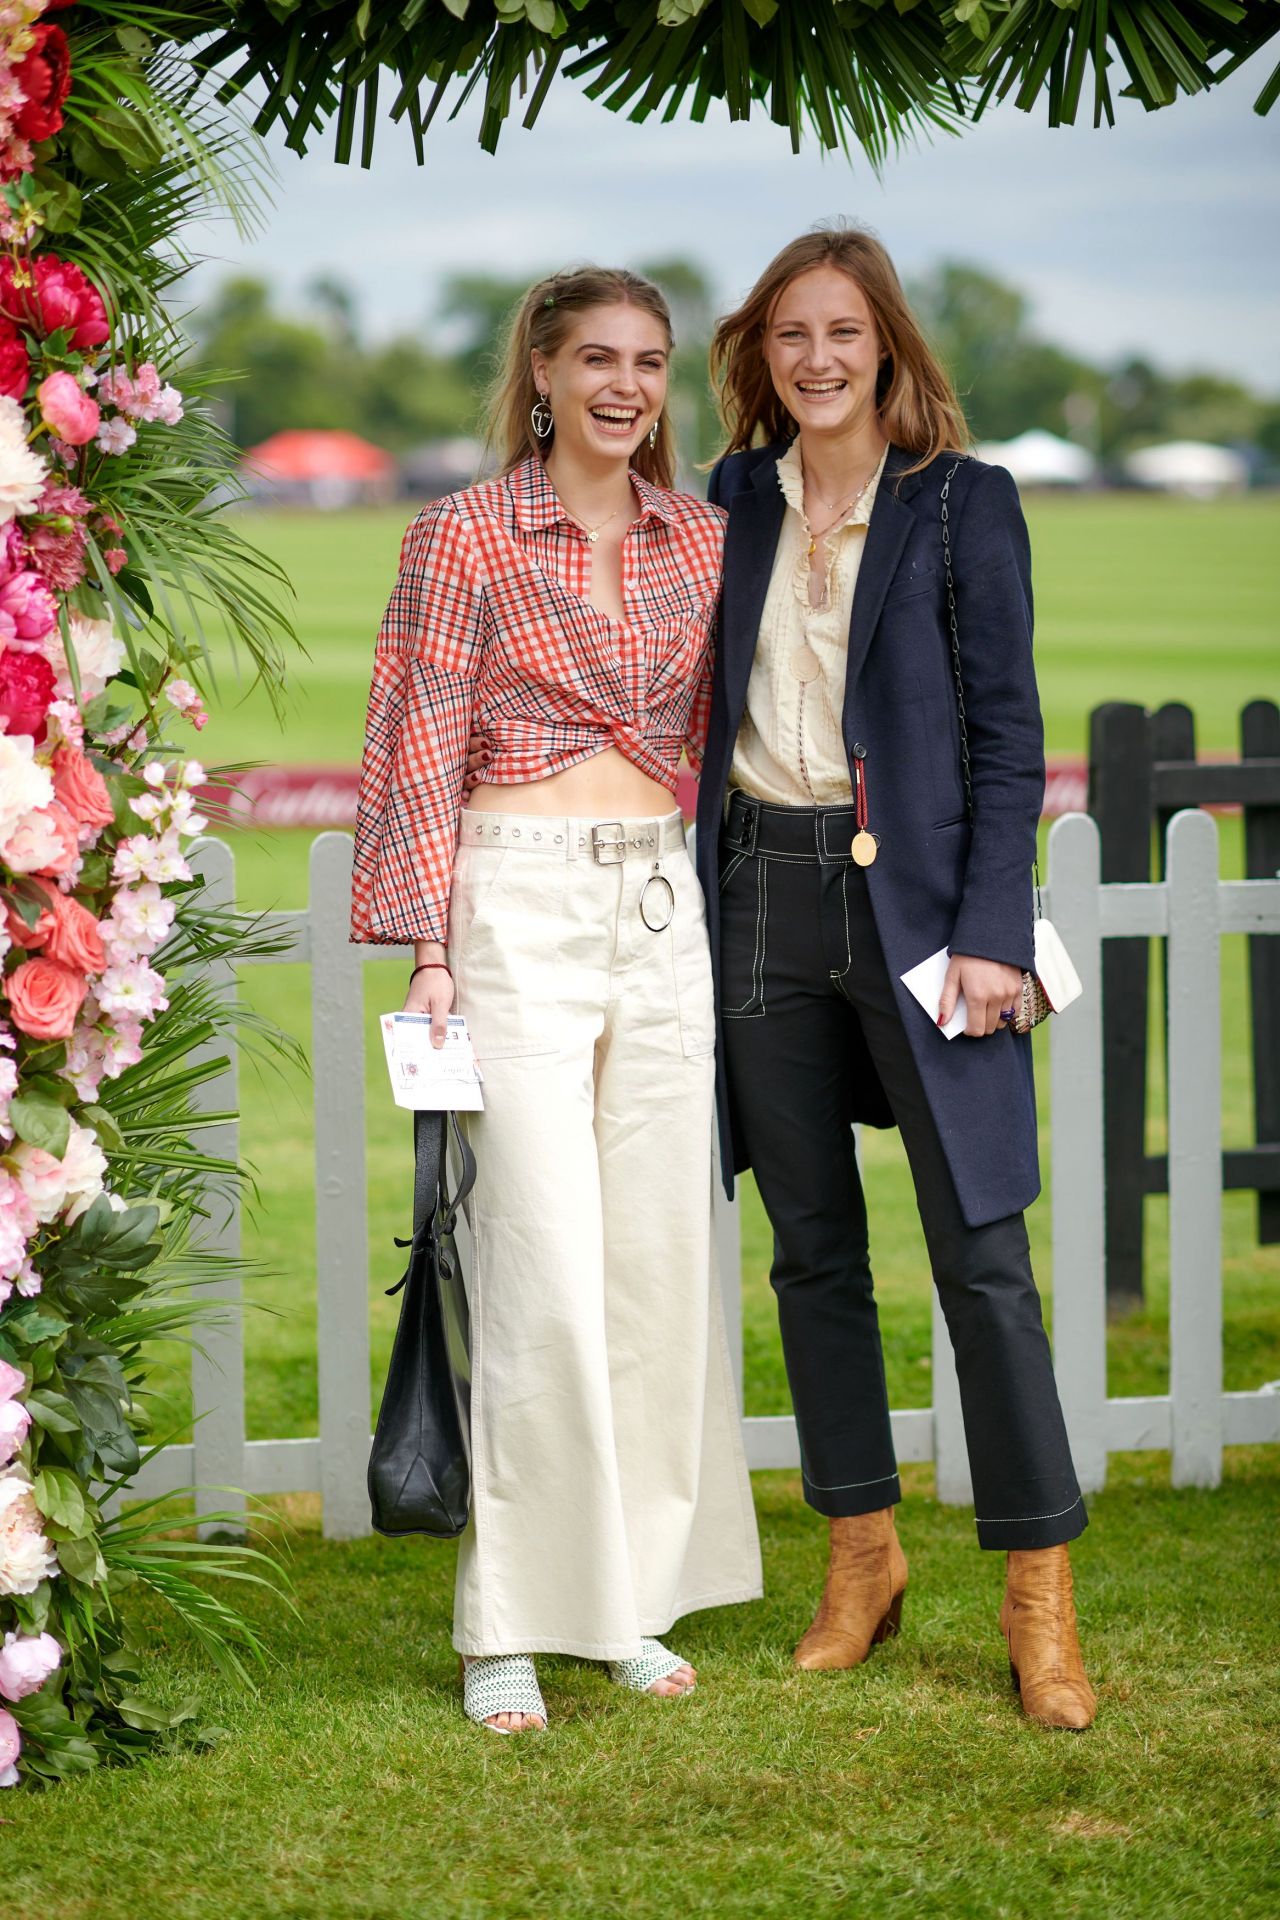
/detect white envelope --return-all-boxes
[900,947,968,1040]
[379,1012,485,1111]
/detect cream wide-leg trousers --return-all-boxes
[447,808,762,1659]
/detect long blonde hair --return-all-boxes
[710,227,969,471]
[486,267,677,489]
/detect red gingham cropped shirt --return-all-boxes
[350,455,725,944]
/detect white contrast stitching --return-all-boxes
[802,1468,900,1491]
[974,1495,1084,1526]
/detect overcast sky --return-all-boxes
[186,53,1280,391]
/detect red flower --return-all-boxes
[0,319,28,402]
[0,256,109,351]
[0,649,56,740]
[12,27,72,145]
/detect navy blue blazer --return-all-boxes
[698,442,1044,1229]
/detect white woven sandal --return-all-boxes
[607,1638,696,1695]
[461,1655,548,1733]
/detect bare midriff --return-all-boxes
[465,744,675,819]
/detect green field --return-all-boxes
[12,496,1275,1919]
[183,493,1280,1447]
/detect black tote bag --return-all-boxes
[368,1108,475,1538]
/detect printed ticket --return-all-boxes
[379,1012,485,1111]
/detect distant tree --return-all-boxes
[189,276,354,447]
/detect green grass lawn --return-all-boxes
[8,1457,1279,1919]
[18,496,1275,1915]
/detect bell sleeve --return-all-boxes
[350,499,487,946]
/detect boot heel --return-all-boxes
[873,1590,905,1645]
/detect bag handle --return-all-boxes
[940,456,1042,915]
[387,1108,478,1293]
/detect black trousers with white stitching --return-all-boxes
[718,801,1085,1551]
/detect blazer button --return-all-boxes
[852,741,867,759]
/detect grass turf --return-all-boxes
[7,1456,1278,1919]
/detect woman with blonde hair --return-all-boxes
[352,266,761,1734]
[699,227,1096,1728]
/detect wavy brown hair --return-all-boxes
[710,227,969,472]
[486,267,677,490]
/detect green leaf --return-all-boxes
[34,1465,88,1535]
[25,1388,80,1435]
[2,1303,69,1348]
[56,1531,108,1587]
[9,1093,72,1158]
[81,1104,126,1154]
[741,0,779,23]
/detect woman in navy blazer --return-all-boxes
[700,229,1095,1729]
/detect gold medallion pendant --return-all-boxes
[851,830,878,867]
[789,643,821,684]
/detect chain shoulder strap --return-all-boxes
[939,457,972,821]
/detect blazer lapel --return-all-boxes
[841,445,923,731]
[721,457,785,742]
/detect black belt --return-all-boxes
[721,791,863,866]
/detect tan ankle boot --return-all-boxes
[794,1507,908,1671]
[1000,1544,1097,1729]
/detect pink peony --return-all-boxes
[0,1704,18,1786]
[12,24,73,144]
[61,1122,108,1223]
[0,1398,28,1466]
[0,1475,59,1597]
[0,1169,37,1283]
[0,733,53,843]
[6,955,86,1039]
[48,610,124,703]
[0,569,58,644]
[0,1359,23,1402]
[35,371,99,447]
[11,1143,70,1223]
[0,1629,61,1702]
[0,646,56,739]
[0,255,109,351]
[0,318,27,403]
[52,745,115,833]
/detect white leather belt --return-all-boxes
[458,809,686,865]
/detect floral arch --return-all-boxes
[0,0,1273,1789]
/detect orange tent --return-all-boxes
[243,429,395,482]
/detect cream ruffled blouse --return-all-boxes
[729,439,888,807]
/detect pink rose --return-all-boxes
[0,1630,61,1703]
[4,884,55,950]
[52,745,115,832]
[35,372,99,447]
[0,256,110,352]
[43,889,104,974]
[0,1705,19,1786]
[0,319,28,403]
[6,955,86,1039]
[0,648,55,741]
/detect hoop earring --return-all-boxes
[648,420,659,449]
[531,394,553,441]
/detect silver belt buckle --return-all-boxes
[591,821,626,865]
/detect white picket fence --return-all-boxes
[130,809,1280,1537]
